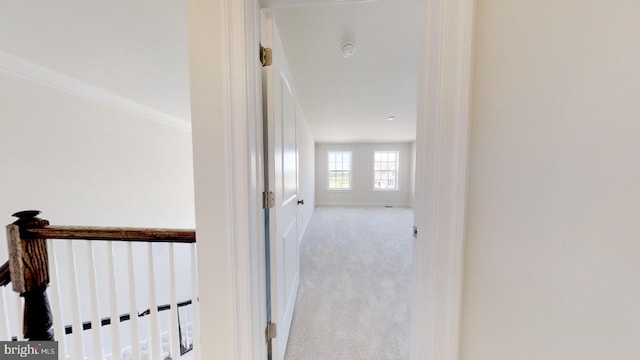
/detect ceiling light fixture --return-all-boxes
[387,116,396,121]
[341,41,355,58]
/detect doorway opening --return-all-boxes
[260,2,419,358]
[185,0,473,357]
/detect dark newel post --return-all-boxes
[7,210,54,341]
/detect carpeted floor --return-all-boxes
[284,206,413,360]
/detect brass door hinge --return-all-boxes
[260,43,272,67]
[266,321,277,340]
[263,191,275,209]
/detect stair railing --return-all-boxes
[2,210,198,360]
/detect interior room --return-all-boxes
[267,2,421,357]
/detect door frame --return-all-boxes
[186,0,475,359]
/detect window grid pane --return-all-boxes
[373,151,399,190]
[328,151,352,190]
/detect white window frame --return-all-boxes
[373,150,400,191]
[327,151,352,191]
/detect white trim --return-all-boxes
[411,0,474,359]
[0,50,191,132]
[247,1,269,359]
[227,0,261,359]
[315,202,412,208]
[187,0,262,358]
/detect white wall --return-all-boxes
[0,72,194,229]
[315,143,413,207]
[461,0,640,359]
[0,67,195,350]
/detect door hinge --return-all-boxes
[263,191,275,209]
[413,225,418,238]
[260,43,273,67]
[266,321,277,340]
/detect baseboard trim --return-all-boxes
[316,202,412,208]
[0,50,191,133]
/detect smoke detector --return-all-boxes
[341,41,355,58]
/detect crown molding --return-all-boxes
[0,50,191,133]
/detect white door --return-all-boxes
[263,12,300,360]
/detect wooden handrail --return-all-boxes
[23,226,195,243]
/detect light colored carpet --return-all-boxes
[284,206,413,360]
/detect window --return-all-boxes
[328,151,351,190]
[373,150,399,190]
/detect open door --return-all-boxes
[262,11,301,360]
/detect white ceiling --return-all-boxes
[0,0,191,122]
[0,0,420,143]
[272,0,422,143]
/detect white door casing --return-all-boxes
[186,0,474,359]
[263,11,301,360]
[410,0,474,359]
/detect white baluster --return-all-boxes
[66,240,85,358]
[0,286,11,340]
[168,243,180,360]
[146,243,161,359]
[87,242,104,358]
[184,307,192,351]
[15,296,23,340]
[47,241,68,357]
[126,243,140,358]
[191,244,200,360]
[106,243,121,360]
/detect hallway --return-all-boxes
[285,207,413,360]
